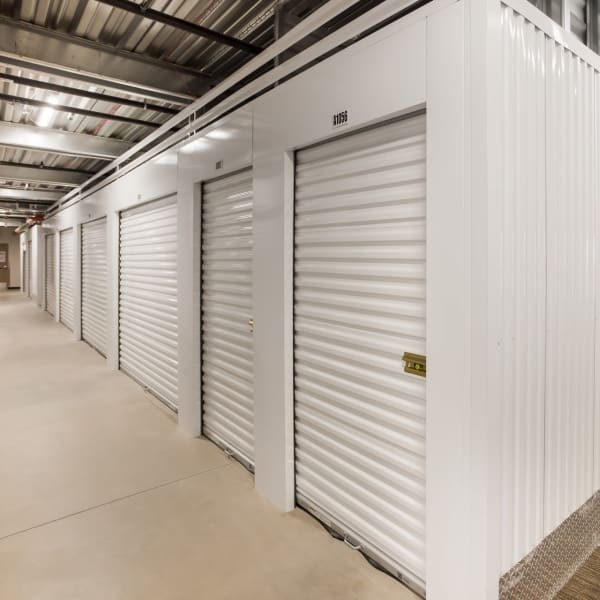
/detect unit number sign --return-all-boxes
[332,110,349,128]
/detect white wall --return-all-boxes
[496,0,600,573]
[0,226,21,287]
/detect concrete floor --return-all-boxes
[0,291,418,600]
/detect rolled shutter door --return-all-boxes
[23,250,27,295]
[294,114,426,592]
[82,218,108,356]
[45,234,56,316]
[27,241,31,297]
[201,169,254,468]
[59,228,75,330]
[119,196,178,410]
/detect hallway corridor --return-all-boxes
[0,291,416,600]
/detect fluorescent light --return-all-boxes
[37,95,60,128]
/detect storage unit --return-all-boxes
[81,218,108,356]
[45,234,56,316]
[119,197,179,409]
[25,240,31,298]
[36,2,600,599]
[293,114,426,590]
[22,248,27,295]
[23,241,31,298]
[201,168,254,468]
[59,228,75,330]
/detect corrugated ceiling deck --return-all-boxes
[0,0,387,219]
[4,0,278,73]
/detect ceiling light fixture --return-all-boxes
[37,95,60,128]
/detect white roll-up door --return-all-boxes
[45,234,56,316]
[22,249,27,295]
[201,169,254,468]
[119,196,178,410]
[294,114,426,592]
[81,218,108,356]
[59,228,75,330]
[26,241,31,298]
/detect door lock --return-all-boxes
[403,352,426,377]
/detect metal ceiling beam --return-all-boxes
[0,163,89,187]
[0,92,161,129]
[0,74,180,115]
[0,188,62,202]
[0,199,53,209]
[0,217,27,226]
[0,122,132,160]
[0,16,215,99]
[96,0,263,55]
[0,54,193,107]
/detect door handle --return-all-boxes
[248,318,254,334]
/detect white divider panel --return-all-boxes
[119,196,179,410]
[201,168,254,468]
[45,234,56,316]
[81,218,108,356]
[59,228,75,330]
[294,114,427,592]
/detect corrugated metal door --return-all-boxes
[26,240,31,297]
[201,169,254,469]
[294,114,427,592]
[22,249,27,295]
[81,218,108,356]
[119,197,178,410]
[45,234,56,316]
[59,228,75,330]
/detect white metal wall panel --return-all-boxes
[119,197,179,410]
[499,6,600,572]
[59,228,75,330]
[201,169,254,467]
[545,37,596,534]
[45,234,56,316]
[499,7,547,572]
[81,218,108,356]
[294,114,426,591]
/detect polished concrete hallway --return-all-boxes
[0,291,417,600]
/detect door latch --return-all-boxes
[403,352,426,377]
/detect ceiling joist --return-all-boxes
[0,53,193,106]
[0,163,89,187]
[0,122,132,160]
[0,93,162,129]
[0,74,180,115]
[0,16,214,99]
[0,188,62,202]
[96,0,263,55]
